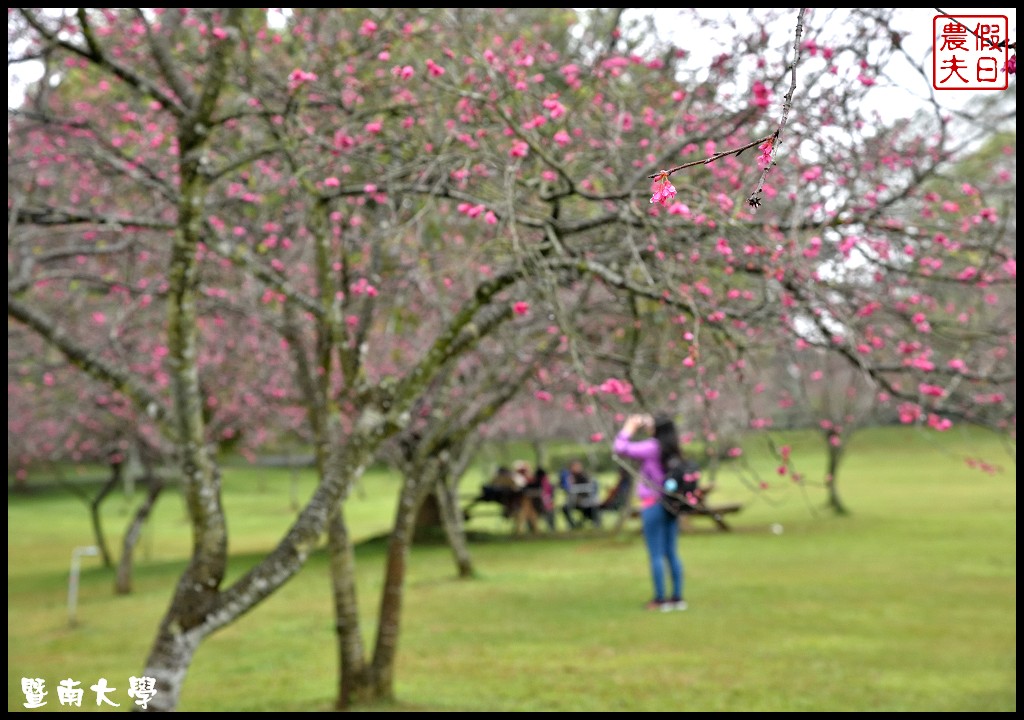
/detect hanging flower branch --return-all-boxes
[646,8,807,212]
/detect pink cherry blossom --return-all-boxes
[512,301,530,315]
[522,115,547,130]
[757,138,774,169]
[599,377,632,397]
[909,356,934,371]
[509,140,529,158]
[350,278,378,297]
[751,80,771,107]
[649,172,677,206]
[803,236,822,258]
[287,68,318,92]
[668,202,691,217]
[898,403,922,424]
[542,95,566,119]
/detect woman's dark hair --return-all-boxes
[653,414,683,471]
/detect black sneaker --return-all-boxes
[668,597,688,611]
[644,598,668,611]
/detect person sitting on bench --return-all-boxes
[511,460,543,533]
[559,459,601,529]
[464,466,521,520]
[524,464,556,532]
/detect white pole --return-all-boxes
[68,546,99,627]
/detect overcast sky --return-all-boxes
[9,8,1017,118]
[626,7,1017,125]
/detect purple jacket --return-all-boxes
[612,431,664,507]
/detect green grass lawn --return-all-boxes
[7,425,1017,712]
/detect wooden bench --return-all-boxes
[463,486,744,533]
[684,501,744,531]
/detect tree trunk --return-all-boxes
[825,434,849,515]
[135,437,371,711]
[328,505,371,710]
[90,463,122,568]
[434,478,475,578]
[115,476,164,595]
[412,491,444,542]
[138,603,206,712]
[328,433,485,708]
[369,465,439,703]
[330,461,437,709]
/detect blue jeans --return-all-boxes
[641,503,683,601]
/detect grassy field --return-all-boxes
[7,425,1016,712]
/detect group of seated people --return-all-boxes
[466,459,632,534]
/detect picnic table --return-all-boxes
[462,476,744,533]
[684,500,745,531]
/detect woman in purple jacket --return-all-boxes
[612,413,687,611]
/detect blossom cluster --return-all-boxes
[649,171,677,206]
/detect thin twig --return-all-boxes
[646,134,775,179]
[747,7,807,211]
